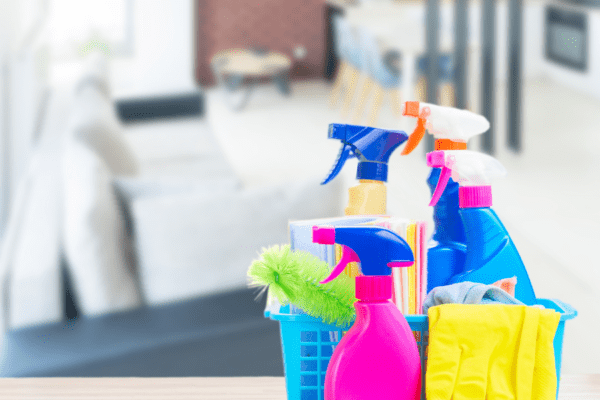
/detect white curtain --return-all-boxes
[0,0,19,237]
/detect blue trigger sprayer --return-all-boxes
[322,123,408,216]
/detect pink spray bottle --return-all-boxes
[312,225,421,400]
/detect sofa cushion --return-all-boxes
[66,51,138,177]
[131,176,344,305]
[122,118,238,182]
[113,176,240,202]
[62,137,142,316]
[68,85,138,176]
[0,138,64,332]
[0,79,76,332]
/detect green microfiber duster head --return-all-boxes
[248,244,356,327]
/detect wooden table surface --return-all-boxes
[212,48,291,77]
[0,375,597,399]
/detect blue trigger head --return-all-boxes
[322,143,355,185]
[323,123,408,184]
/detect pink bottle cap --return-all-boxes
[388,261,413,268]
[312,225,335,244]
[459,186,492,208]
[356,276,392,301]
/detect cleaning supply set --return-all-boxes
[250,107,576,400]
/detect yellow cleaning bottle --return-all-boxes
[345,179,386,215]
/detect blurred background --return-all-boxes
[0,0,597,377]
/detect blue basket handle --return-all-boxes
[548,298,578,320]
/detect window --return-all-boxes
[46,0,133,60]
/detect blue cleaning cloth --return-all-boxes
[422,281,524,315]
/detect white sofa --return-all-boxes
[116,112,344,305]
[0,54,344,332]
[128,174,343,305]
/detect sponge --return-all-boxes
[248,245,356,327]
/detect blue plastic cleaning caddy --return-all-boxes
[266,299,576,400]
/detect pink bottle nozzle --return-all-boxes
[313,225,414,290]
[459,186,493,208]
[426,150,445,168]
[320,245,360,284]
[388,261,413,268]
[428,151,455,207]
[312,225,335,244]
[313,225,361,284]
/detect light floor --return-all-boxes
[128,75,599,374]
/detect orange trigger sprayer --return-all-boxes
[401,101,431,155]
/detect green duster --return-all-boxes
[248,245,356,327]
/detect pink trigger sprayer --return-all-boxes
[313,225,421,400]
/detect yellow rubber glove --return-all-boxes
[488,306,560,399]
[427,304,503,400]
[533,308,561,399]
[487,305,539,399]
[426,304,560,400]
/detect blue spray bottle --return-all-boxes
[401,101,490,292]
[427,149,537,305]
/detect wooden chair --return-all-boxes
[354,28,402,126]
[329,15,366,118]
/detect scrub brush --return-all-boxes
[248,244,356,327]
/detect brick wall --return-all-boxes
[196,0,327,86]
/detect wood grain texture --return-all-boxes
[0,377,287,400]
[559,375,600,399]
[0,375,596,399]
